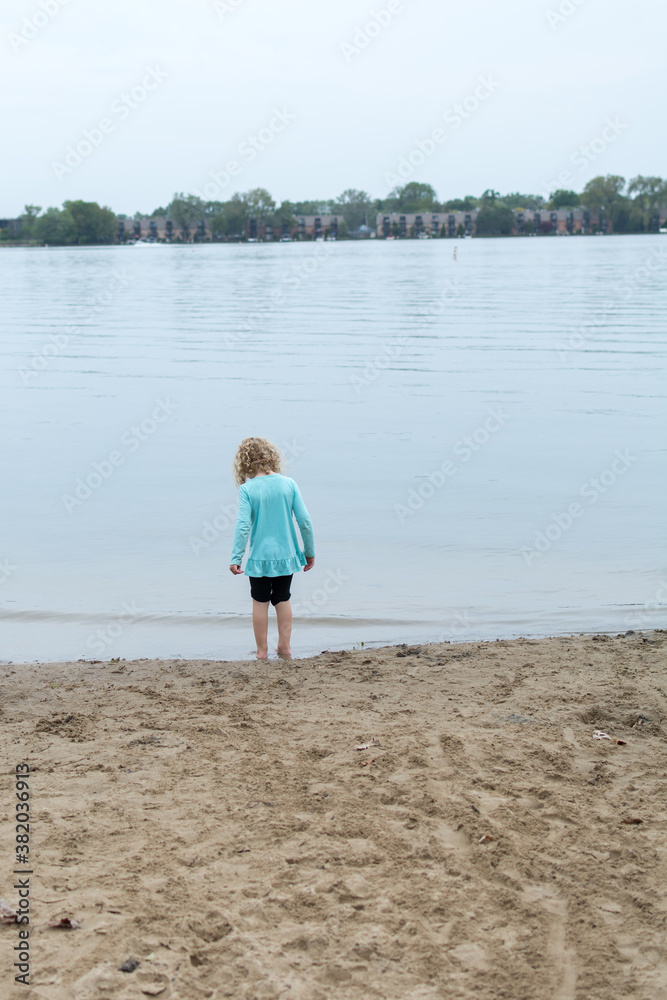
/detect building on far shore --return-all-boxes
[294,215,343,239]
[376,207,666,237]
[117,217,184,242]
[0,217,23,237]
[116,213,348,242]
[378,211,471,239]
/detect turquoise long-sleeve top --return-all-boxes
[230,474,315,577]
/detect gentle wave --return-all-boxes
[0,608,429,628]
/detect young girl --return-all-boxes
[229,437,315,659]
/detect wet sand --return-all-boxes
[1,631,666,999]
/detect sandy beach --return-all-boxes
[1,630,666,999]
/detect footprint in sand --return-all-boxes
[523,885,577,999]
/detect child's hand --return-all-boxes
[304,557,315,572]
[229,564,243,575]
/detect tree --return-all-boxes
[548,189,580,209]
[293,200,330,215]
[34,207,76,245]
[63,200,116,243]
[377,191,399,212]
[479,188,500,206]
[21,204,42,239]
[611,200,645,233]
[208,211,227,240]
[474,203,515,236]
[168,193,206,231]
[581,175,625,220]
[202,200,226,218]
[332,189,373,231]
[222,194,248,237]
[243,187,276,218]
[627,175,666,230]
[473,190,515,236]
[444,196,478,211]
[273,200,297,233]
[502,192,546,210]
[387,182,437,212]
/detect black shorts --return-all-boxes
[249,575,293,606]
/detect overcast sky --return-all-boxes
[1,0,663,216]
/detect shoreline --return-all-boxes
[2,623,661,666]
[2,230,665,249]
[2,629,665,997]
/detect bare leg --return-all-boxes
[252,600,269,659]
[275,600,292,658]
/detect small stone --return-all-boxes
[119,958,140,973]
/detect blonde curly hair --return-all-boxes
[233,437,283,486]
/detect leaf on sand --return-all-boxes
[0,900,18,924]
[47,916,80,929]
[621,817,643,825]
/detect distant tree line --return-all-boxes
[5,175,666,245]
[16,201,117,245]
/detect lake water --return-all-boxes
[1,236,665,662]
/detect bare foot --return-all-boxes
[276,647,292,660]
[256,649,268,660]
